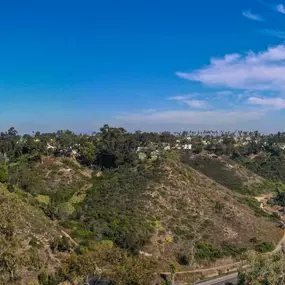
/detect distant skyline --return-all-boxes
[2,0,285,133]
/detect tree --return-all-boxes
[97,125,138,167]
[78,139,95,166]
[0,163,8,183]
[60,244,157,285]
[7,127,18,137]
[215,143,226,156]
[274,182,285,206]
[237,251,285,284]
[193,143,203,154]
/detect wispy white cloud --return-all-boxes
[176,45,285,91]
[262,29,285,39]
[216,90,233,95]
[169,94,207,108]
[248,97,285,109]
[115,109,263,126]
[242,10,264,21]
[183,100,206,108]
[276,4,285,14]
[168,93,198,101]
[259,1,285,15]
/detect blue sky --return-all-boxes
[2,0,285,133]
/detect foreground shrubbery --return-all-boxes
[0,163,8,183]
[42,243,158,285]
[238,251,285,284]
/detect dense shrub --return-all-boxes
[195,242,223,261]
[235,154,285,182]
[57,244,158,285]
[195,242,245,261]
[254,242,274,253]
[72,164,162,252]
[181,155,244,193]
[0,163,8,183]
[50,236,72,253]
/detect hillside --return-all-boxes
[8,156,91,221]
[1,152,283,283]
[0,183,62,284]
[235,152,285,182]
[67,154,282,273]
[1,123,285,283]
[0,180,158,285]
[141,157,281,267]
[181,153,272,195]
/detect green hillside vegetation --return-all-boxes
[146,157,280,265]
[182,153,273,195]
[7,157,90,220]
[73,163,163,251]
[57,243,158,285]
[1,126,285,284]
[0,163,8,183]
[235,152,285,182]
[234,153,285,208]
[0,183,62,285]
[0,180,159,285]
[59,153,282,271]
[238,251,285,284]
[1,154,282,283]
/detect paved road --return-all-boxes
[196,273,238,285]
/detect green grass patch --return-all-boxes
[35,194,50,205]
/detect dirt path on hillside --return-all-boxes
[273,232,285,253]
[255,193,285,253]
[257,193,285,252]
[60,229,79,246]
[160,261,244,275]
[255,193,274,214]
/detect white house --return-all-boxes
[151,150,161,160]
[136,146,147,153]
[174,144,181,150]
[182,144,192,150]
[47,143,56,150]
[164,145,171,151]
[279,144,285,150]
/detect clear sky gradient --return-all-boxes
[1,0,285,133]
